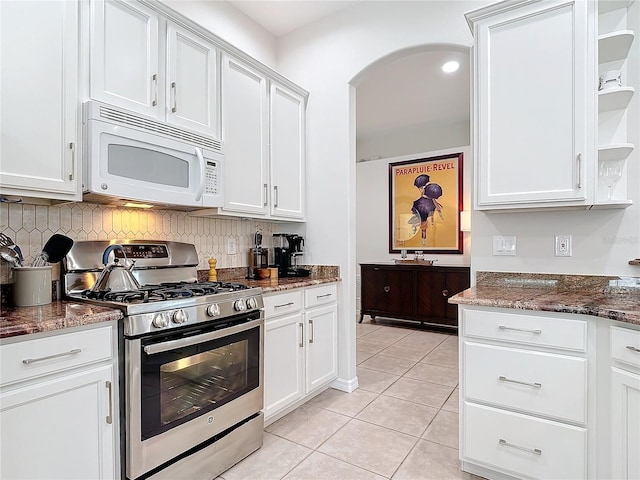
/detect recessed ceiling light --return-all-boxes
[442,61,460,73]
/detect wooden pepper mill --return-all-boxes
[208,258,217,281]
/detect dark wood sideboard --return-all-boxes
[359,263,470,330]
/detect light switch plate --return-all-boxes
[493,235,516,256]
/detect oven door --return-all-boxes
[126,313,263,480]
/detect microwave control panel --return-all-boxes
[205,161,220,196]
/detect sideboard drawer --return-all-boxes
[463,341,587,424]
[462,308,587,352]
[611,326,640,368]
[463,402,587,480]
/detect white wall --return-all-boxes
[357,119,470,162]
[276,0,489,390]
[356,145,472,266]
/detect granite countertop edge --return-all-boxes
[450,283,640,326]
[0,301,124,340]
[0,274,341,340]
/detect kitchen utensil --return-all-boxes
[12,266,53,307]
[32,234,74,267]
[11,245,23,264]
[0,232,15,247]
[90,244,141,293]
[0,246,21,267]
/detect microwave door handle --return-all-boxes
[194,147,206,202]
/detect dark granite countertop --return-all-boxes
[1,267,340,340]
[450,272,640,326]
[0,301,123,340]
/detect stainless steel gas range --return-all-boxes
[63,240,264,480]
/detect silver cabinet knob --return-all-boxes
[442,289,449,297]
[384,286,390,293]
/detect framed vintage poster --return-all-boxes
[389,153,463,254]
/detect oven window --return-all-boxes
[140,325,260,440]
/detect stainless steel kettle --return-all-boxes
[91,244,140,292]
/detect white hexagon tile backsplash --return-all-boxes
[0,202,277,271]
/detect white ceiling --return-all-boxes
[228,1,359,37]
[226,1,470,141]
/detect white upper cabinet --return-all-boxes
[166,24,218,135]
[90,0,160,117]
[467,0,595,210]
[270,83,306,220]
[207,54,307,222]
[0,0,80,201]
[221,54,270,216]
[90,0,218,137]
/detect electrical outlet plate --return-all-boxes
[555,235,572,256]
[493,235,516,256]
[227,238,237,255]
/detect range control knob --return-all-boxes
[172,309,188,324]
[246,297,258,310]
[152,313,169,329]
[206,303,220,317]
[234,299,247,312]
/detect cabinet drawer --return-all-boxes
[463,402,587,480]
[304,283,337,309]
[611,326,640,369]
[463,308,587,352]
[463,342,587,424]
[263,290,303,319]
[1,325,114,387]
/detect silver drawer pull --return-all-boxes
[316,293,332,299]
[626,345,640,353]
[498,325,542,334]
[299,322,304,348]
[499,375,542,389]
[499,438,542,455]
[22,348,82,364]
[275,302,294,308]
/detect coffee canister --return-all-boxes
[12,266,52,307]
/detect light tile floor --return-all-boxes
[220,317,481,480]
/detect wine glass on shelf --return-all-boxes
[598,159,624,201]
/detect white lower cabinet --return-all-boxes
[610,326,640,480]
[460,306,588,479]
[263,283,338,423]
[0,323,118,479]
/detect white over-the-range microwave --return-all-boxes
[83,100,224,209]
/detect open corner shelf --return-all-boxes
[598,30,635,63]
[590,199,634,209]
[598,86,635,112]
[598,144,635,162]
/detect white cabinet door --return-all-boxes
[270,83,305,220]
[264,313,304,420]
[221,54,269,215]
[0,0,79,200]
[471,0,593,209]
[166,24,217,136]
[0,364,116,479]
[611,367,640,480]
[305,304,338,393]
[90,0,160,117]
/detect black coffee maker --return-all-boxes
[272,233,310,277]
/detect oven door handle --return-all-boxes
[143,318,263,355]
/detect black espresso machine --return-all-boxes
[272,233,310,277]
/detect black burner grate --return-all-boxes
[83,281,250,304]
